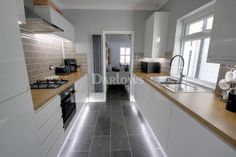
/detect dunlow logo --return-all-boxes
[92,73,144,85]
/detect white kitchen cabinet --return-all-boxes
[0,0,29,103]
[34,6,75,41]
[166,105,236,157]
[208,0,236,64]
[75,74,88,111]
[34,95,64,157]
[16,0,26,24]
[144,12,169,58]
[133,75,172,151]
[134,75,236,156]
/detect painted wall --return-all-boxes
[159,0,212,51]
[106,34,131,67]
[63,9,152,92]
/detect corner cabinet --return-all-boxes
[144,12,169,58]
[208,0,236,64]
[133,74,236,157]
[34,6,75,41]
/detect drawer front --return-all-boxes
[35,96,60,130]
[37,107,62,144]
[40,119,64,157]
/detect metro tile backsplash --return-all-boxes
[21,35,87,84]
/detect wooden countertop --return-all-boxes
[134,72,236,149]
[31,71,87,111]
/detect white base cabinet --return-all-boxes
[134,75,172,151]
[75,74,88,111]
[167,105,236,157]
[133,75,236,157]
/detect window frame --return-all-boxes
[175,4,220,88]
[120,47,131,65]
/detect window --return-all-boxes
[120,47,130,65]
[179,12,220,85]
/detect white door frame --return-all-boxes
[102,31,135,101]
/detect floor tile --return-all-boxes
[129,135,159,150]
[110,100,121,106]
[111,150,132,157]
[89,136,110,157]
[111,111,125,126]
[94,117,110,136]
[111,104,122,110]
[61,151,89,157]
[132,148,164,157]
[83,111,98,125]
[111,125,130,149]
[88,103,100,112]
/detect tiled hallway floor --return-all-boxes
[60,85,164,157]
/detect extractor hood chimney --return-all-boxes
[20,7,64,33]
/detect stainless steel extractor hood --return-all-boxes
[20,7,64,33]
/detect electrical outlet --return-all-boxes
[49,65,54,70]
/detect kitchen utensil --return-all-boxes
[225,70,234,82]
[218,79,231,90]
[226,88,236,112]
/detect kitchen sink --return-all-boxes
[149,76,210,93]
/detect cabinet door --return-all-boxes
[147,86,172,151]
[144,13,155,58]
[0,91,41,157]
[75,74,88,111]
[0,0,29,103]
[167,105,236,157]
[208,0,236,64]
[134,76,172,151]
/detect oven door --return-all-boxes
[61,89,77,130]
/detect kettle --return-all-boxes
[226,88,236,112]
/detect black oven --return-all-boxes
[60,85,77,130]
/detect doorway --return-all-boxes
[102,31,134,101]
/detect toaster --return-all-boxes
[55,66,71,75]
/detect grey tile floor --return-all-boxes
[60,85,164,157]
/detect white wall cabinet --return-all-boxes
[0,2,41,157]
[133,75,236,157]
[208,0,236,64]
[16,0,26,24]
[167,105,236,157]
[0,0,29,103]
[34,6,75,41]
[144,12,169,58]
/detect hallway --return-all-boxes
[60,85,164,157]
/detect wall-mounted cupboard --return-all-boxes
[208,0,236,64]
[34,6,75,41]
[144,12,169,58]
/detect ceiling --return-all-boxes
[54,0,168,10]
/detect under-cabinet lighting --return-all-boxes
[17,21,22,25]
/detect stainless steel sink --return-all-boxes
[149,76,210,93]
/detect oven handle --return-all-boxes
[61,90,76,104]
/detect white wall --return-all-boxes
[106,34,131,67]
[63,10,152,93]
[159,0,213,52]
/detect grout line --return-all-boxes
[121,97,134,157]
[87,103,101,157]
